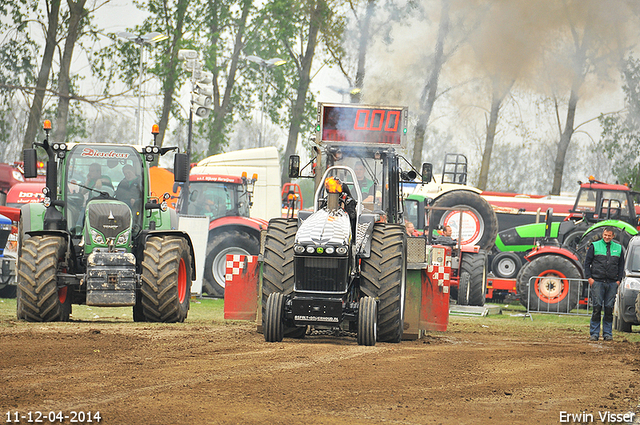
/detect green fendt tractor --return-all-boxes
[16,121,195,322]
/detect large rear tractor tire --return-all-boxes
[203,230,260,298]
[264,292,285,342]
[516,255,580,312]
[360,224,406,343]
[429,191,498,250]
[458,251,487,306]
[357,296,377,346]
[636,292,640,324]
[261,218,305,338]
[16,235,69,322]
[140,236,192,323]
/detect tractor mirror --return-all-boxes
[24,149,38,179]
[173,153,189,183]
[288,155,300,178]
[421,163,432,183]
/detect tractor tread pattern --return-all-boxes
[16,236,65,322]
[360,224,406,343]
[140,236,191,323]
[459,251,487,306]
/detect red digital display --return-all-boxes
[319,104,406,145]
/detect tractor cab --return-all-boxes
[571,178,640,228]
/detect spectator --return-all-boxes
[405,220,419,237]
[584,227,625,341]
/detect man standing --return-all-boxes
[583,227,625,341]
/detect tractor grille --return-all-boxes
[87,202,131,240]
[294,256,348,293]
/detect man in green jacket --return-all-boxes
[583,227,625,341]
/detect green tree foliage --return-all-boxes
[598,56,640,188]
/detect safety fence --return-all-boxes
[525,275,592,317]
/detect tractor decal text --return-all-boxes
[294,315,339,323]
[80,148,130,159]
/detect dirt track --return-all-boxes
[1,315,639,425]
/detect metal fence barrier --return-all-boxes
[525,275,592,317]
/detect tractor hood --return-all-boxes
[296,208,351,247]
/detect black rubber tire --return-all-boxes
[360,223,406,343]
[357,296,377,346]
[203,230,260,298]
[140,236,192,323]
[458,251,487,306]
[516,255,580,312]
[491,251,522,279]
[16,235,68,322]
[0,283,17,298]
[132,296,147,322]
[561,229,586,250]
[636,292,640,324]
[264,292,285,342]
[429,190,498,251]
[613,290,632,332]
[261,218,297,325]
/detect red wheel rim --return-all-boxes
[58,286,68,303]
[178,258,187,304]
[534,269,569,303]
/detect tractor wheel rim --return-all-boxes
[534,269,569,303]
[497,257,517,277]
[178,258,187,304]
[441,205,484,246]
[213,247,251,289]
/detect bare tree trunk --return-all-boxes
[411,0,449,168]
[22,0,61,151]
[350,0,375,104]
[156,0,190,149]
[52,0,87,145]
[207,0,251,155]
[281,0,326,185]
[551,86,580,195]
[477,78,513,190]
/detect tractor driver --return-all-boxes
[115,164,141,213]
[354,162,375,203]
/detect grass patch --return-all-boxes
[0,296,226,325]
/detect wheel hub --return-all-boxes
[538,275,563,298]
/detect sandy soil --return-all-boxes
[1,317,639,425]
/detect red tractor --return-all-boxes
[176,173,267,297]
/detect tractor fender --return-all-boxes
[20,202,46,233]
[584,220,638,237]
[524,247,584,279]
[208,216,267,234]
[140,230,197,280]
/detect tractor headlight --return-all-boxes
[294,244,305,254]
[336,246,348,255]
[90,229,105,244]
[325,246,335,255]
[116,230,130,246]
[624,277,640,290]
[306,245,315,254]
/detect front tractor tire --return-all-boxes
[264,292,285,342]
[357,296,377,346]
[360,224,406,343]
[140,236,192,323]
[516,255,580,312]
[458,251,487,307]
[203,230,260,298]
[16,235,70,322]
